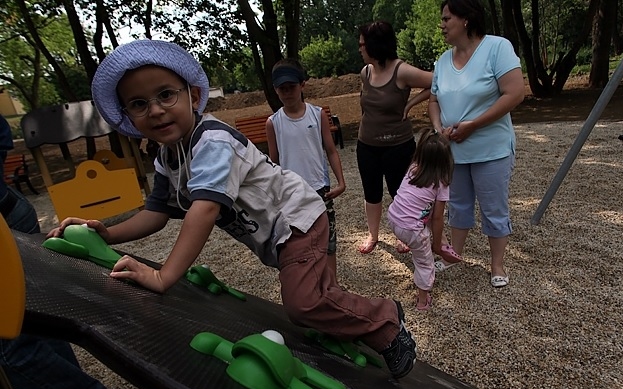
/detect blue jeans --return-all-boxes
[0,336,105,389]
[0,184,106,389]
[1,186,40,234]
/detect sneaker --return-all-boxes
[380,300,417,379]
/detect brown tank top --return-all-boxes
[358,61,413,146]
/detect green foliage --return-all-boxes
[521,0,592,69]
[299,0,375,76]
[0,8,85,109]
[299,35,348,78]
[398,0,447,70]
[200,47,261,93]
[371,0,412,31]
[334,30,364,74]
[46,64,92,103]
[571,54,623,77]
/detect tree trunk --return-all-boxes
[237,0,284,111]
[510,0,549,97]
[60,0,99,83]
[511,0,599,97]
[589,0,616,88]
[144,0,153,39]
[103,12,119,48]
[552,0,600,93]
[487,0,501,36]
[14,0,77,102]
[499,0,519,55]
[283,0,300,58]
[613,0,623,55]
[94,0,106,61]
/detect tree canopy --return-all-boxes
[1,0,621,113]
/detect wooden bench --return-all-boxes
[234,106,344,149]
[3,154,38,195]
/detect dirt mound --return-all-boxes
[205,74,361,112]
[304,74,361,98]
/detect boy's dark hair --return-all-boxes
[358,21,398,67]
[408,128,454,188]
[441,0,486,38]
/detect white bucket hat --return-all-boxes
[91,40,210,138]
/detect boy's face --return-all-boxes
[117,65,200,145]
[274,81,304,107]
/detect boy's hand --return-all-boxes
[47,218,109,242]
[325,183,346,199]
[109,255,166,293]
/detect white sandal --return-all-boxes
[434,259,459,273]
[490,274,509,288]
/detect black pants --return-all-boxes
[356,139,416,203]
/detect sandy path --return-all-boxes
[22,119,623,389]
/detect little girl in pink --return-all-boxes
[387,128,461,311]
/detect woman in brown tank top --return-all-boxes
[356,21,433,255]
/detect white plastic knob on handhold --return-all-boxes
[261,330,285,345]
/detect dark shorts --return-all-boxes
[317,187,337,255]
[356,139,416,203]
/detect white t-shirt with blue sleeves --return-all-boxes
[432,35,520,164]
[148,114,326,268]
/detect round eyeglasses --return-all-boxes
[123,87,186,118]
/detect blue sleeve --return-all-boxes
[493,38,520,79]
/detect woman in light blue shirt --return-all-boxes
[428,0,525,288]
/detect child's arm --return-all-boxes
[110,199,220,293]
[404,88,431,120]
[430,199,446,255]
[319,110,346,199]
[106,210,170,244]
[47,210,169,245]
[265,118,280,164]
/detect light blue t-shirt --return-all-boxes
[432,35,520,164]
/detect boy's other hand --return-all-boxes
[110,255,166,293]
[46,218,109,242]
[325,184,346,199]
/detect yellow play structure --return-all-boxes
[0,215,24,340]
[46,160,145,221]
[0,215,24,389]
[20,100,149,221]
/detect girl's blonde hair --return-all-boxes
[407,128,454,188]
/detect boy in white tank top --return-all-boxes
[266,59,346,276]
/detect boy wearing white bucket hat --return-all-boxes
[47,40,416,379]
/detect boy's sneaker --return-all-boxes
[380,300,417,379]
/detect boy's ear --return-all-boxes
[190,86,201,111]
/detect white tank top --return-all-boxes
[269,103,330,190]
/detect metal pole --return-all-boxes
[531,59,623,225]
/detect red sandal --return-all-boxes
[416,294,433,311]
[358,239,378,254]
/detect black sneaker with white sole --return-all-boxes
[380,300,417,379]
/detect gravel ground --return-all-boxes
[26,120,623,389]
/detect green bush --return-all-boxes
[300,35,348,78]
[398,0,447,71]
